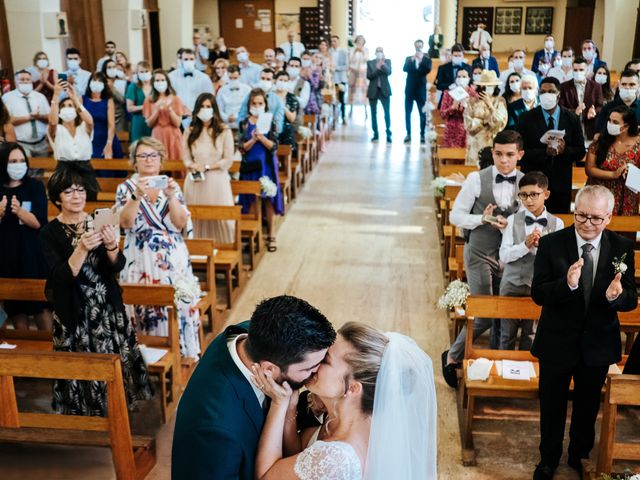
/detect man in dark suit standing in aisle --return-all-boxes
[516,77,585,213]
[403,39,431,144]
[366,46,392,143]
[531,185,637,480]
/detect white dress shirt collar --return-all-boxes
[575,230,602,252]
[227,333,265,406]
[492,166,517,181]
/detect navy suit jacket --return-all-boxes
[531,49,558,73]
[471,56,499,76]
[172,321,264,480]
[403,55,431,95]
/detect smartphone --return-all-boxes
[57,73,68,82]
[482,214,499,224]
[189,171,205,182]
[147,175,168,190]
[93,207,119,231]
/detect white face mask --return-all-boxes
[472,74,482,84]
[89,81,104,93]
[7,162,28,181]
[481,51,490,59]
[182,60,196,73]
[455,77,469,87]
[197,107,214,122]
[237,52,249,63]
[573,71,586,83]
[539,64,550,75]
[553,58,563,68]
[451,56,463,66]
[67,59,80,71]
[250,106,265,117]
[582,49,595,61]
[484,86,496,96]
[138,72,152,82]
[545,40,554,50]
[17,83,33,95]
[539,92,558,110]
[154,81,168,93]
[376,52,384,60]
[301,59,312,68]
[287,67,300,79]
[259,80,273,92]
[59,107,77,122]
[36,59,49,69]
[115,69,125,79]
[607,121,622,136]
[594,73,607,85]
[276,54,286,62]
[276,80,289,91]
[521,89,537,102]
[561,57,573,68]
[106,68,118,79]
[509,81,521,93]
[227,78,240,88]
[512,59,524,70]
[619,87,638,102]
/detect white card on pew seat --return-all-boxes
[608,363,622,375]
[139,345,168,365]
[625,164,640,194]
[0,342,17,349]
[467,357,493,381]
[502,360,532,380]
[256,112,274,134]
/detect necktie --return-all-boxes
[485,59,488,70]
[495,174,517,184]
[524,216,548,227]
[23,95,38,140]
[547,115,554,130]
[580,243,594,308]
[290,42,294,57]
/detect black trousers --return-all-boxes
[335,83,346,120]
[545,188,572,214]
[369,96,391,137]
[404,92,426,137]
[538,359,608,468]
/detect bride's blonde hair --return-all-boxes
[338,322,389,415]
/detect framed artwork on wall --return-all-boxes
[494,7,522,35]
[525,7,553,35]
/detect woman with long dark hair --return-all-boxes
[593,65,614,102]
[586,104,640,215]
[502,71,522,104]
[82,71,123,160]
[0,96,16,146]
[182,92,235,243]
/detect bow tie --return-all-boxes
[184,72,193,77]
[495,174,517,184]
[525,216,548,227]
[230,87,239,91]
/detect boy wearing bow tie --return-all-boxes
[498,171,563,350]
[443,130,525,388]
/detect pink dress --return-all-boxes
[440,88,477,148]
[143,95,186,160]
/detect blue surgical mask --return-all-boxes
[7,162,28,181]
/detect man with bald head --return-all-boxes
[262,48,276,70]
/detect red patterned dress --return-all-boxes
[439,87,476,148]
[587,138,640,215]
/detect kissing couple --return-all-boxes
[172,296,437,479]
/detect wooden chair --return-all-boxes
[276,144,293,206]
[0,350,156,480]
[231,180,264,271]
[596,374,640,476]
[302,114,319,166]
[188,205,243,309]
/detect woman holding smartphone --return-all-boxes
[116,136,200,359]
[182,93,235,243]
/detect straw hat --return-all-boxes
[474,69,500,86]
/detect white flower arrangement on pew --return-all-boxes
[600,472,640,480]
[174,275,202,307]
[430,173,464,197]
[437,280,470,315]
[298,126,311,139]
[259,176,278,198]
[426,130,438,143]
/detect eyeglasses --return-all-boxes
[61,186,86,196]
[517,192,543,200]
[135,152,161,160]
[574,212,609,225]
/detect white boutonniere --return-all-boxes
[612,253,628,275]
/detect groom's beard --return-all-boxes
[281,373,313,391]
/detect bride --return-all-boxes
[250,322,437,479]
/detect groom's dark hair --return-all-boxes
[246,295,336,369]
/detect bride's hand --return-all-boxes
[251,364,293,407]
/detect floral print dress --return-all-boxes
[116,176,201,359]
[587,138,640,215]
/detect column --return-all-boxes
[158,0,194,69]
[331,0,349,47]
[102,0,145,65]
[438,0,457,48]
[602,0,639,70]
[5,0,64,71]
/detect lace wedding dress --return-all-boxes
[293,440,362,480]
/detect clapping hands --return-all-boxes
[606,273,623,302]
[567,257,584,289]
[525,228,542,248]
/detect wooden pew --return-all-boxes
[302,114,319,166]
[0,349,156,480]
[596,374,640,476]
[0,280,182,424]
[30,157,186,176]
[231,180,264,271]
[277,144,293,207]
[188,205,243,309]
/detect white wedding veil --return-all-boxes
[364,333,438,480]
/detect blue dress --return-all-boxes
[237,120,284,215]
[83,96,123,159]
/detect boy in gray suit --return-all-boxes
[498,171,564,350]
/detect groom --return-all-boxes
[171,295,336,479]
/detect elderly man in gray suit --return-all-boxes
[330,35,349,124]
[366,46,392,143]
